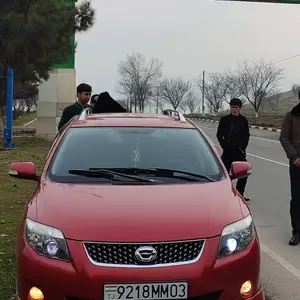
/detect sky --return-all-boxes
[75,0,300,108]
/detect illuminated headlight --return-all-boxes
[24,218,70,262]
[217,215,254,258]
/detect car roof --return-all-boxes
[69,112,196,129]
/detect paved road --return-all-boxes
[194,119,300,300]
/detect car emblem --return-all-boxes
[135,246,157,263]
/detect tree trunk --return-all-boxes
[254,111,259,118]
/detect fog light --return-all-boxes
[240,280,253,297]
[28,287,44,300]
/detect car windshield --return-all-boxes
[48,126,224,184]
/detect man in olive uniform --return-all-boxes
[57,83,92,131]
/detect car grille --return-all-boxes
[84,239,205,267]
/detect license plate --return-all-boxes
[104,282,188,300]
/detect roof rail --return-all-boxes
[79,107,93,120]
[162,109,186,122]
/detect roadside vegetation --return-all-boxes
[4,111,37,127]
[0,137,51,298]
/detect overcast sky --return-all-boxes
[76,0,300,102]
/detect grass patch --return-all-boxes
[3,112,37,127]
[0,137,51,299]
[14,112,37,126]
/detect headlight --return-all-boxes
[24,218,70,262]
[217,215,254,258]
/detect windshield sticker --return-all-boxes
[132,150,140,163]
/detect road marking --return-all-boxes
[260,243,300,280]
[198,123,288,166]
[199,124,281,143]
[213,143,289,167]
[250,136,280,144]
[246,153,289,167]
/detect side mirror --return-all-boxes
[230,161,252,180]
[8,162,39,181]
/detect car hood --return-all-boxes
[29,180,247,242]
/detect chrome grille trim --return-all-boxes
[83,239,205,268]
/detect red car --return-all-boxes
[10,110,264,300]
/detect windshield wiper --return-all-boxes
[69,169,160,183]
[90,167,215,182]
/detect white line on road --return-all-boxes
[260,243,300,280]
[199,124,281,144]
[246,153,289,167]
[213,144,289,167]
[198,123,288,166]
[250,136,281,144]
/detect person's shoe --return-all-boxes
[244,197,250,202]
[289,235,300,246]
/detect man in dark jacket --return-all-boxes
[217,98,250,201]
[279,90,300,246]
[58,83,92,131]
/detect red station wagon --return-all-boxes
[9,109,265,300]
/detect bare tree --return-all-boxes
[198,73,227,115]
[148,86,166,113]
[117,52,163,112]
[24,94,38,112]
[14,82,39,113]
[236,59,284,118]
[159,78,192,110]
[205,100,213,114]
[222,72,242,104]
[181,90,199,113]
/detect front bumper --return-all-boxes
[17,235,264,300]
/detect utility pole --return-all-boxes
[4,67,14,149]
[202,70,205,116]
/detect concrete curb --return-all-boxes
[189,118,281,133]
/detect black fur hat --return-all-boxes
[230,98,243,107]
[92,92,127,113]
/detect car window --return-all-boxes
[48,126,224,183]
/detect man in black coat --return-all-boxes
[279,90,300,245]
[216,98,250,201]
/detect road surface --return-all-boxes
[194,119,300,300]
